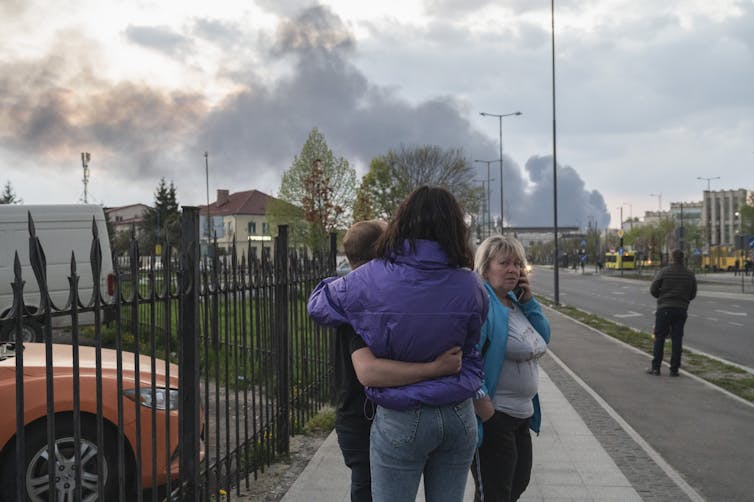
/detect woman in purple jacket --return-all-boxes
[308,186,488,502]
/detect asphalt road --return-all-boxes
[530,266,754,370]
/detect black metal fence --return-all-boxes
[0,206,337,501]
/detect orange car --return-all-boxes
[0,341,198,500]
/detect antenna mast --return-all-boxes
[81,152,91,203]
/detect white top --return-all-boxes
[492,305,548,418]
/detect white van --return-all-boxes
[0,205,115,341]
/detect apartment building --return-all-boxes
[702,188,750,247]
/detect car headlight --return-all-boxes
[124,387,179,410]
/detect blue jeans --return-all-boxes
[369,399,477,502]
[652,307,688,373]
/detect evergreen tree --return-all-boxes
[140,178,181,253]
[0,180,22,204]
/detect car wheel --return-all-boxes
[1,415,118,501]
[0,319,43,343]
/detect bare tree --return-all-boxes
[354,145,482,221]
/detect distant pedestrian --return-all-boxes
[646,249,697,377]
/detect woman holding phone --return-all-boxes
[471,234,551,502]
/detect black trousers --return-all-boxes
[336,420,373,502]
[652,307,688,373]
[471,411,532,502]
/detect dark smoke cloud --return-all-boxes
[515,155,610,228]
[0,31,207,180]
[0,3,610,228]
[199,5,609,228]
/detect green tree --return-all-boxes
[0,180,22,204]
[140,178,181,253]
[354,145,482,222]
[275,128,357,248]
[353,156,407,221]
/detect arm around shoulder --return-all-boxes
[307,277,348,326]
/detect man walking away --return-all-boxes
[647,249,697,377]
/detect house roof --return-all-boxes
[199,189,277,216]
[105,203,150,214]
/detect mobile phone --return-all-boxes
[512,284,525,302]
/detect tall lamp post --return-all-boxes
[622,202,633,231]
[474,159,497,237]
[697,176,720,270]
[649,193,662,212]
[735,211,744,293]
[480,110,522,233]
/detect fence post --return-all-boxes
[329,232,337,271]
[180,206,201,499]
[328,232,338,405]
[275,225,290,454]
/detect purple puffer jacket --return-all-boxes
[307,239,487,410]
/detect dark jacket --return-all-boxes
[650,263,697,310]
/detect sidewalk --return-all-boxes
[280,367,643,502]
[246,306,754,501]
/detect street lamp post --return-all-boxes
[735,211,744,293]
[480,111,522,233]
[697,176,720,270]
[474,159,497,237]
[622,202,633,231]
[649,193,662,212]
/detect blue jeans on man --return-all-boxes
[652,307,688,375]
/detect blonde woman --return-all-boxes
[471,234,551,502]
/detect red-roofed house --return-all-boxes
[199,189,287,260]
[105,203,150,237]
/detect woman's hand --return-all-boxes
[474,396,495,423]
[517,269,533,303]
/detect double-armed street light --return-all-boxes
[479,111,522,233]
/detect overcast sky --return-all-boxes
[2,0,752,229]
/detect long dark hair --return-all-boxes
[376,185,473,268]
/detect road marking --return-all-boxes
[613,311,643,318]
[715,309,747,316]
[729,322,744,327]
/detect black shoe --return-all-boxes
[669,370,679,377]
[646,368,660,376]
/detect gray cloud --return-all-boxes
[0,3,611,227]
[125,25,195,58]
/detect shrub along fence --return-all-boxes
[0,206,337,501]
